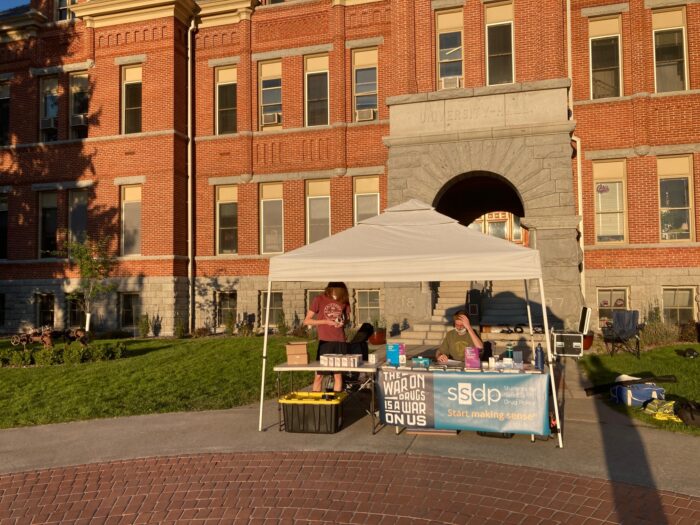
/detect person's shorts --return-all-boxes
[316,340,347,361]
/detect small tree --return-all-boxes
[63,237,117,332]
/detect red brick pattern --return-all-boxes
[0,452,698,524]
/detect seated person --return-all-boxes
[435,310,483,364]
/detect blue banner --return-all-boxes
[378,369,550,436]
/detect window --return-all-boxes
[0,194,7,259]
[216,67,237,134]
[597,288,627,327]
[68,189,88,244]
[56,0,76,21]
[306,289,324,310]
[593,160,626,243]
[305,55,329,127]
[260,61,282,128]
[216,291,237,326]
[40,77,59,142]
[589,17,621,99]
[0,83,9,145]
[658,156,693,241]
[67,293,86,328]
[260,183,283,253]
[663,287,695,325]
[260,291,283,325]
[70,73,89,139]
[353,49,378,121]
[122,66,142,134]
[216,185,238,254]
[39,192,58,258]
[307,180,330,244]
[653,8,687,93]
[35,293,55,328]
[436,11,463,88]
[485,2,514,86]
[356,290,380,325]
[120,293,140,328]
[0,293,4,326]
[121,185,141,255]
[354,176,379,224]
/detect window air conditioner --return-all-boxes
[262,112,281,125]
[71,114,88,127]
[355,108,376,122]
[440,76,462,90]
[40,117,58,130]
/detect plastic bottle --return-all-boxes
[505,343,513,359]
[535,343,544,371]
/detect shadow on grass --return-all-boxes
[123,345,174,358]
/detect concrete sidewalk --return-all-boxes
[0,358,698,498]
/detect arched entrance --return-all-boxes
[434,171,528,244]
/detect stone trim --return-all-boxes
[332,0,384,6]
[0,185,11,193]
[208,169,339,186]
[31,180,95,191]
[252,44,333,62]
[585,242,700,250]
[345,37,384,49]
[195,131,253,142]
[346,166,385,176]
[114,176,146,186]
[645,0,700,8]
[432,0,465,9]
[253,124,332,136]
[114,54,147,66]
[575,89,700,106]
[71,0,198,29]
[384,121,576,147]
[258,0,321,9]
[521,216,582,230]
[0,73,15,82]
[207,56,240,68]
[30,60,94,76]
[346,119,389,128]
[386,78,571,106]
[1,130,187,150]
[116,255,188,261]
[195,255,273,261]
[581,3,629,17]
[585,143,700,160]
[0,258,68,265]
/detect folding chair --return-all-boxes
[602,310,642,359]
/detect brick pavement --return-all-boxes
[1,452,698,525]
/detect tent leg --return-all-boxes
[539,278,563,448]
[258,280,274,432]
[524,279,535,352]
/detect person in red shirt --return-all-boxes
[304,282,351,392]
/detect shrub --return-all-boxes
[138,315,151,338]
[174,314,187,339]
[678,322,698,343]
[34,347,58,367]
[88,344,106,361]
[0,347,13,367]
[10,349,32,367]
[64,344,87,365]
[193,326,210,338]
[291,324,310,339]
[276,310,289,336]
[640,320,678,349]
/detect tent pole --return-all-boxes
[523,279,534,351]
[258,280,273,432]
[539,277,563,448]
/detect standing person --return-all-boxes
[304,282,351,392]
[435,310,483,363]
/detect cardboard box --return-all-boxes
[286,342,309,365]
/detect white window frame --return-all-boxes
[652,10,689,94]
[597,287,629,327]
[40,76,59,143]
[120,292,140,329]
[56,0,76,22]
[485,20,515,86]
[304,56,329,127]
[35,292,55,328]
[121,185,142,256]
[215,67,237,135]
[436,10,463,85]
[260,185,284,254]
[353,176,380,225]
[658,156,694,243]
[0,82,9,146]
[352,48,378,120]
[355,289,380,325]
[662,287,696,325]
[216,186,238,255]
[260,291,283,326]
[216,290,237,326]
[39,191,57,258]
[68,188,88,244]
[121,66,142,135]
[259,61,282,129]
[589,34,622,100]
[306,289,324,311]
[69,72,89,139]
[306,195,330,244]
[593,160,627,245]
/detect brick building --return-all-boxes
[0,0,698,337]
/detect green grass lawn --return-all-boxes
[0,336,313,429]
[580,344,700,435]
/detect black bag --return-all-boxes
[677,401,700,427]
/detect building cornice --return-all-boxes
[196,0,256,28]
[0,9,48,43]
[71,0,199,29]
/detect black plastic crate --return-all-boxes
[279,392,347,434]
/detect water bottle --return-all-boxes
[505,343,513,359]
[535,343,544,371]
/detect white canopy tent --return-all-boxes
[258,200,563,446]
